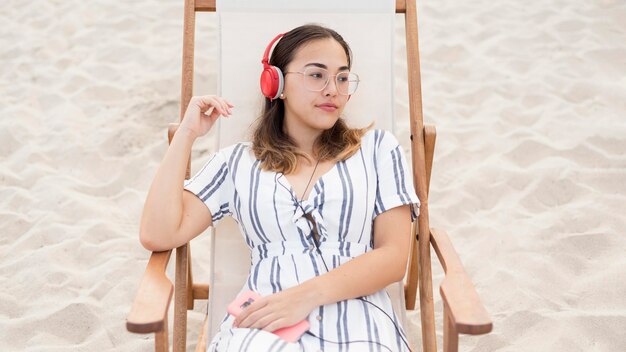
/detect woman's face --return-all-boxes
[281,38,350,134]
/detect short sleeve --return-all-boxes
[373,130,421,222]
[183,150,233,226]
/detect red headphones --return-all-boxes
[260,33,286,101]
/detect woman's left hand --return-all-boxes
[233,286,318,332]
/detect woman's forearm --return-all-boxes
[298,246,407,307]
[139,127,197,250]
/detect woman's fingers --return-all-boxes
[217,97,232,115]
[212,96,233,116]
[206,96,227,116]
[194,95,233,117]
[262,318,290,332]
[247,311,278,330]
[242,310,285,331]
[179,95,235,138]
[234,298,267,328]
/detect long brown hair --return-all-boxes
[251,24,371,174]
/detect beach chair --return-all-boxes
[126,0,493,351]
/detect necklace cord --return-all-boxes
[299,157,321,202]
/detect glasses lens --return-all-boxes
[303,67,329,91]
[301,68,360,95]
[337,72,359,95]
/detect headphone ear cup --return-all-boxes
[274,66,284,99]
[260,67,275,99]
[260,65,284,100]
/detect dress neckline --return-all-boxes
[278,161,339,203]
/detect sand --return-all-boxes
[1,0,625,351]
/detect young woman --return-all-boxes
[140,24,420,351]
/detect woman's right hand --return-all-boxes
[179,95,234,139]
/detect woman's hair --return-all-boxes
[251,24,371,174]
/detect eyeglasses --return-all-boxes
[285,67,360,95]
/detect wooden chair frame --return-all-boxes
[126,0,493,351]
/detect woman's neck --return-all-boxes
[283,120,322,158]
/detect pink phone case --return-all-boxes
[227,290,310,343]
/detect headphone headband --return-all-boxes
[262,33,286,66]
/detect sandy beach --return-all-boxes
[1,0,625,351]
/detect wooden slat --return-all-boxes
[424,124,436,196]
[155,314,169,352]
[404,220,419,308]
[443,302,459,352]
[126,251,173,333]
[404,0,437,350]
[405,123,435,308]
[430,228,493,335]
[396,0,406,13]
[193,284,210,300]
[174,244,189,352]
[181,0,196,122]
[187,245,195,309]
[167,123,177,144]
[180,0,195,183]
[195,0,215,12]
[194,0,407,13]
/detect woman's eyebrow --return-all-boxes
[304,62,350,71]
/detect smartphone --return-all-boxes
[227,290,310,343]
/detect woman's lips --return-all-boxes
[317,104,337,112]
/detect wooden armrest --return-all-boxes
[430,228,493,335]
[126,250,174,334]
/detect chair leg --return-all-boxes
[174,244,189,352]
[155,314,168,352]
[443,302,459,352]
[187,245,195,309]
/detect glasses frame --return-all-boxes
[284,67,360,96]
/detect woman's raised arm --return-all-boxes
[139,95,233,251]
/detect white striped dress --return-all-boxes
[184,129,420,352]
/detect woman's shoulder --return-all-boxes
[218,141,252,153]
[361,128,400,150]
[215,142,254,164]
